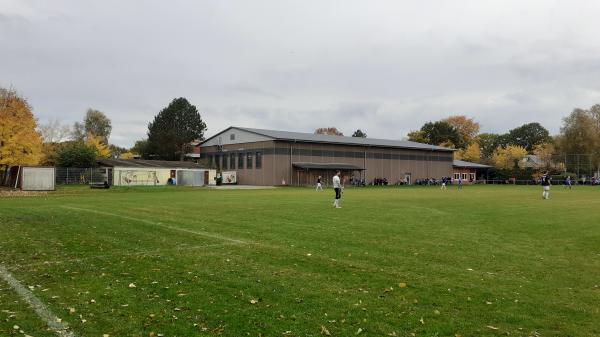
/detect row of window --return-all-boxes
[210,152,262,170]
[202,147,453,162]
[453,173,476,180]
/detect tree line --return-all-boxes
[0,86,206,181]
[1,84,598,179]
[314,110,600,178]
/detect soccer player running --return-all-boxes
[541,171,551,199]
[564,175,572,190]
[332,171,342,208]
[316,176,323,191]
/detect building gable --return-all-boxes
[201,127,274,147]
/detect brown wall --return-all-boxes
[201,140,453,186]
[452,167,477,183]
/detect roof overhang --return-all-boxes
[452,160,492,169]
[292,162,365,170]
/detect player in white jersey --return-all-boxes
[332,171,342,208]
[316,176,323,191]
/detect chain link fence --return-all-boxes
[55,167,112,185]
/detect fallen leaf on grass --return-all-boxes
[486,326,499,330]
[250,299,259,304]
[419,317,425,325]
[355,327,363,335]
[399,282,407,288]
[128,283,136,288]
[320,325,331,336]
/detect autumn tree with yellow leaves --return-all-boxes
[86,133,111,158]
[455,143,481,163]
[0,88,42,180]
[491,145,528,170]
[442,115,480,145]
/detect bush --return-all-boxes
[56,142,98,167]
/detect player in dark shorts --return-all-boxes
[332,171,342,208]
[541,172,551,199]
[316,176,323,191]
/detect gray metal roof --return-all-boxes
[453,160,492,168]
[204,126,454,152]
[97,158,205,169]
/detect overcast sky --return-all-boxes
[2,0,600,147]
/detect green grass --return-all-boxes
[0,185,599,337]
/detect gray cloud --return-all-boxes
[2,0,600,147]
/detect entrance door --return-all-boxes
[404,173,411,185]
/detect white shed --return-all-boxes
[9,166,56,191]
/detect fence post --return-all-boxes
[66,168,69,184]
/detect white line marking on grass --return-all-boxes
[60,205,250,245]
[404,205,448,215]
[0,265,77,337]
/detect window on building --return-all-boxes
[462,173,468,180]
[230,153,236,169]
[238,153,244,169]
[209,155,215,168]
[224,154,229,170]
[469,173,475,181]
[454,173,460,180]
[230,134,235,140]
[216,155,222,169]
[255,152,262,169]
[247,152,253,169]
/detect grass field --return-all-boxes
[0,185,599,337]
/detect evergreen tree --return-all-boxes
[146,98,207,160]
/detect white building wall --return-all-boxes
[202,128,272,147]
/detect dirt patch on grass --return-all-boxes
[0,188,48,197]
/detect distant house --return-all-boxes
[519,155,542,169]
[452,160,491,183]
[185,139,202,160]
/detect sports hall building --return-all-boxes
[198,127,454,186]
